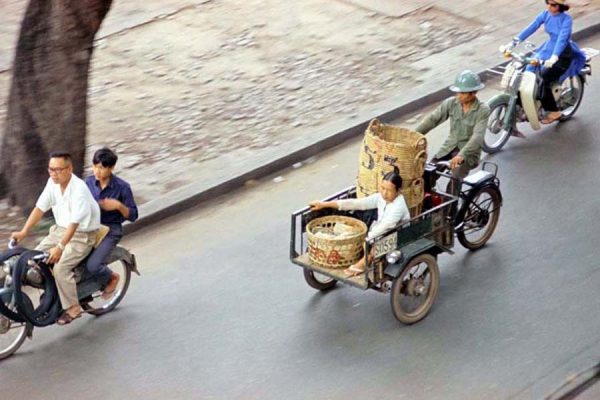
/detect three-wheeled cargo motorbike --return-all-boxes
[290,162,502,324]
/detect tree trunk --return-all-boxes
[0,0,112,211]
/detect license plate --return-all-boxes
[373,233,398,259]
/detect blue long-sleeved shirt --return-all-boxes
[518,10,572,59]
[85,174,138,234]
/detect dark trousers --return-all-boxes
[86,229,122,281]
[540,48,572,112]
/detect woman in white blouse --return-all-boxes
[310,168,410,276]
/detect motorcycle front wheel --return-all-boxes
[0,314,29,360]
[483,98,512,154]
[559,74,585,121]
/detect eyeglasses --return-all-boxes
[48,167,69,174]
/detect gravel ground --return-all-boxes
[0,0,598,243]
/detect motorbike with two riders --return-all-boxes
[0,238,139,360]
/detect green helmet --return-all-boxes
[449,70,485,93]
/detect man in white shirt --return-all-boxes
[11,152,100,325]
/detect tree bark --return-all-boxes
[0,0,112,211]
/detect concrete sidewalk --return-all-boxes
[118,1,600,234]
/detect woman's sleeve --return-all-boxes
[337,194,379,211]
[517,11,546,42]
[552,15,572,57]
[366,199,410,240]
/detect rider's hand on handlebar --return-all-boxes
[499,43,513,55]
[544,55,558,68]
[499,37,520,55]
[449,155,465,170]
[10,230,27,244]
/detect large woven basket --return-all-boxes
[402,178,424,209]
[357,119,427,193]
[306,215,367,269]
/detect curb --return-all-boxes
[124,18,600,235]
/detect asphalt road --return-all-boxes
[2,38,600,400]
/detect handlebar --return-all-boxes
[502,50,540,66]
[31,253,48,262]
[8,239,48,262]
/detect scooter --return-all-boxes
[0,239,139,360]
[483,42,599,153]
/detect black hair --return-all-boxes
[92,147,118,167]
[49,151,72,163]
[382,166,403,191]
[559,4,569,12]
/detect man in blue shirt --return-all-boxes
[85,148,138,299]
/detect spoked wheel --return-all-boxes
[81,260,131,316]
[390,253,440,324]
[303,268,337,291]
[483,99,512,154]
[558,74,585,121]
[0,312,29,360]
[457,186,501,250]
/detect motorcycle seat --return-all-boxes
[581,47,599,63]
[463,170,494,187]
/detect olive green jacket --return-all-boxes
[415,97,490,168]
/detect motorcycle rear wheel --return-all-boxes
[81,260,131,316]
[457,186,501,250]
[483,99,512,154]
[559,74,585,121]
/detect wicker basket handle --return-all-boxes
[414,137,427,150]
[368,119,381,135]
[413,150,427,168]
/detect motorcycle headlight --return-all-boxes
[386,250,403,265]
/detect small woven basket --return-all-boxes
[306,215,367,269]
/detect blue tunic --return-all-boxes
[517,10,586,80]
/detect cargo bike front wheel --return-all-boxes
[390,253,440,324]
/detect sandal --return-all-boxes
[56,311,82,326]
[101,273,120,300]
[541,113,562,124]
[343,264,365,277]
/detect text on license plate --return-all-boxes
[373,233,398,259]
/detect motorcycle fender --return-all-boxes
[487,93,511,108]
[106,246,140,276]
[519,71,541,131]
[384,238,443,279]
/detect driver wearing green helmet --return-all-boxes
[415,70,490,194]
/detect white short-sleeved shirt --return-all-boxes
[36,175,101,232]
[337,193,410,240]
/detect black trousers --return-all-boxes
[540,46,573,112]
